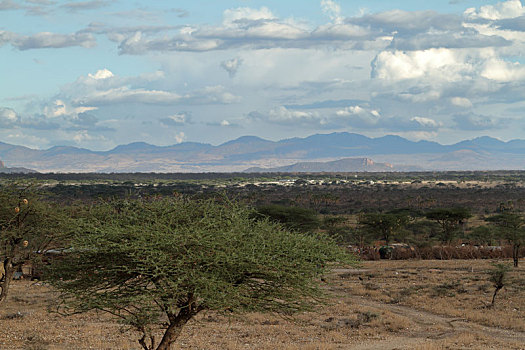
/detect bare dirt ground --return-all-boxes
[0,259,523,349]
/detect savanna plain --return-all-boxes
[1,172,524,350]
[1,259,524,349]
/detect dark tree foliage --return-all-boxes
[321,215,351,243]
[403,219,441,247]
[358,213,410,246]
[253,204,320,232]
[425,207,472,243]
[468,226,496,246]
[47,197,354,350]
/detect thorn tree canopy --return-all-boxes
[253,204,320,232]
[358,212,410,246]
[47,197,355,350]
[425,207,471,244]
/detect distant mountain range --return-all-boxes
[1,132,525,172]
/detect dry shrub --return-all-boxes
[357,247,380,260]
[379,311,412,332]
[390,247,415,260]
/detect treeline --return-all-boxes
[3,170,525,182]
[15,180,525,218]
[256,204,524,267]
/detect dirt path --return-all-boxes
[342,295,525,349]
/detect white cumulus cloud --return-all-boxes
[481,57,525,81]
[336,105,367,116]
[268,106,319,123]
[160,112,191,126]
[411,116,442,128]
[465,0,525,20]
[222,7,276,27]
[372,48,472,81]
[174,131,185,143]
[88,68,114,80]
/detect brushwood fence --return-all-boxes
[355,245,524,261]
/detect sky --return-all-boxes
[1,0,525,150]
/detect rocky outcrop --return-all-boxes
[245,158,396,173]
[0,160,37,174]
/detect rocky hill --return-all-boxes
[0,160,38,174]
[245,158,399,172]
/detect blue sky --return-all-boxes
[1,0,525,150]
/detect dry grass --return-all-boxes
[0,259,523,349]
[413,332,525,350]
[337,259,525,332]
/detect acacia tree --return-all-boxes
[0,185,66,304]
[425,207,471,244]
[487,212,524,267]
[358,212,410,246]
[47,197,354,350]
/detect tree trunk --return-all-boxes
[155,302,202,350]
[0,258,14,305]
[513,244,519,268]
[491,285,502,307]
[156,320,186,350]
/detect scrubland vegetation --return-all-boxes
[1,172,524,349]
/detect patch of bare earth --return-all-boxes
[0,259,523,349]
